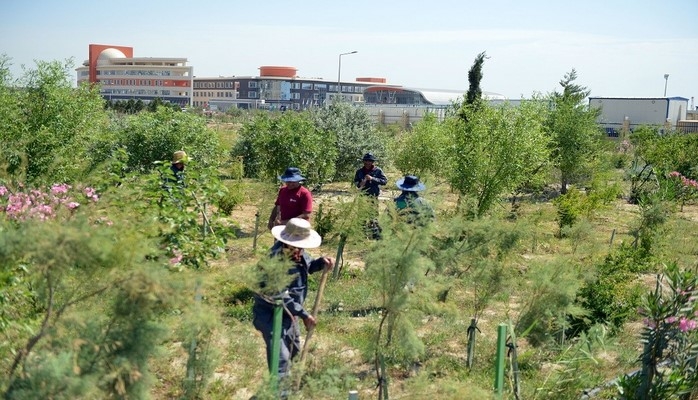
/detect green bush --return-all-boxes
[553,187,599,236]
[116,107,223,173]
[310,102,388,181]
[231,111,337,186]
[576,244,646,331]
[217,182,245,216]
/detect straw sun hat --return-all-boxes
[271,218,322,249]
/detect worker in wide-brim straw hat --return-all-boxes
[394,175,434,224]
[252,218,334,385]
[170,150,190,183]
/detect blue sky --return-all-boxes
[2,0,697,102]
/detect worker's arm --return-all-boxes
[267,205,279,230]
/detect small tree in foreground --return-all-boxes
[364,215,434,400]
[0,210,178,399]
[617,263,698,399]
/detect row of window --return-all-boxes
[98,69,175,76]
[194,92,237,98]
[102,88,188,97]
[100,79,166,86]
[193,80,367,93]
[194,81,237,89]
[192,91,360,102]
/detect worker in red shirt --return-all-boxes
[267,167,313,230]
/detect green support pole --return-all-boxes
[270,300,283,395]
[494,323,507,399]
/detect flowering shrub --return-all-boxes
[0,183,100,221]
[667,171,698,211]
[617,263,698,398]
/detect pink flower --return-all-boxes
[67,202,80,209]
[0,186,7,196]
[665,316,677,324]
[169,250,184,265]
[669,171,682,178]
[679,317,697,332]
[51,183,70,195]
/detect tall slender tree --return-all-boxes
[458,51,487,123]
[546,69,603,194]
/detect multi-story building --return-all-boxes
[199,66,389,111]
[76,44,193,107]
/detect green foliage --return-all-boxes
[531,325,611,400]
[449,99,551,216]
[310,102,387,181]
[631,195,671,259]
[0,58,108,184]
[0,210,178,399]
[148,162,235,269]
[553,187,600,235]
[299,354,358,398]
[220,281,255,322]
[616,263,698,399]
[244,255,296,298]
[115,107,223,173]
[466,52,486,106]
[546,69,604,194]
[631,126,698,180]
[216,181,245,216]
[232,111,337,186]
[313,202,337,240]
[392,113,451,177]
[516,260,588,347]
[180,288,221,400]
[314,190,382,246]
[364,216,434,398]
[576,244,646,332]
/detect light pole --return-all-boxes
[664,74,669,97]
[337,50,357,102]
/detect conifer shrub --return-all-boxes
[553,186,600,236]
[575,244,646,332]
[313,203,337,240]
[217,181,245,216]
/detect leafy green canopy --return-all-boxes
[232,111,338,186]
[310,102,387,181]
[0,55,223,185]
[449,100,551,216]
[232,103,386,187]
[0,56,107,184]
[546,69,604,194]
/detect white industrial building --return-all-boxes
[588,97,690,136]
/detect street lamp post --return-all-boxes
[664,74,669,97]
[337,50,357,102]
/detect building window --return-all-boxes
[291,82,301,89]
[291,93,300,99]
[314,83,327,90]
[248,81,258,88]
[301,83,313,90]
[248,91,258,98]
